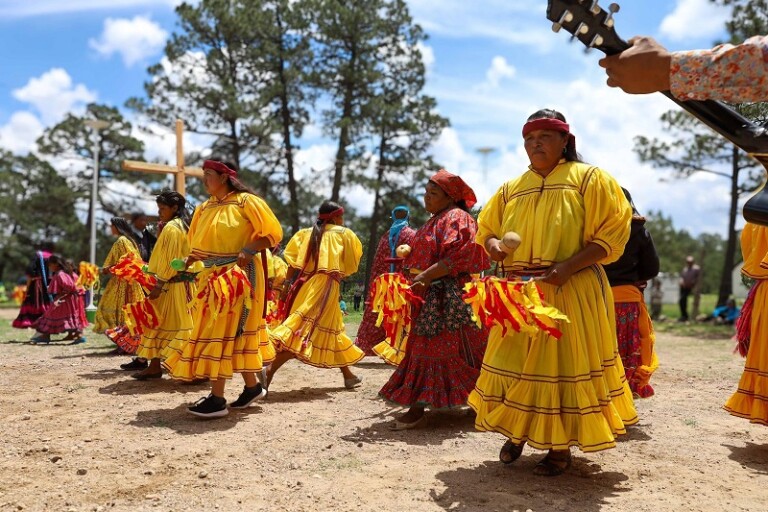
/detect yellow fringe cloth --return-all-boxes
[369,272,423,366]
[193,265,252,331]
[612,284,659,389]
[462,276,569,338]
[76,262,100,290]
[123,299,159,336]
[12,285,26,305]
[109,254,156,289]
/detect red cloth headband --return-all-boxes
[522,118,570,137]
[202,160,237,177]
[318,207,344,220]
[430,169,477,209]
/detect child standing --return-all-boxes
[31,254,87,344]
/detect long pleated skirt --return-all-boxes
[468,266,638,453]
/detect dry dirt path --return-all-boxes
[0,315,766,512]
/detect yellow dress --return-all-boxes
[724,222,768,425]
[266,250,288,328]
[136,218,193,360]
[164,192,282,381]
[269,224,364,367]
[467,160,638,453]
[92,236,145,333]
[267,250,288,288]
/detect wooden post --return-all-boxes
[121,119,203,194]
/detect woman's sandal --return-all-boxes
[499,440,524,464]
[532,451,572,476]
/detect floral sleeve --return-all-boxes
[671,36,768,102]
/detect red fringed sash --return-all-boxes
[734,280,761,357]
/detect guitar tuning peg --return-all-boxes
[589,1,601,15]
[575,22,589,35]
[552,9,574,32]
[589,34,604,48]
[604,3,620,27]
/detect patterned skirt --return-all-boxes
[615,302,654,398]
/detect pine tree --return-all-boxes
[0,152,85,279]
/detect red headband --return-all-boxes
[430,169,477,209]
[522,118,577,156]
[202,160,237,177]
[522,118,570,137]
[318,207,344,220]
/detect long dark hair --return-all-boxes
[305,200,343,265]
[526,108,583,163]
[156,189,191,229]
[111,217,141,249]
[47,254,75,275]
[211,159,258,196]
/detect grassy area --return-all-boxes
[653,293,736,340]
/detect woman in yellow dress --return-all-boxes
[266,200,364,389]
[468,109,638,476]
[164,160,282,418]
[724,222,768,425]
[93,217,145,336]
[132,191,194,381]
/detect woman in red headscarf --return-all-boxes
[468,109,637,476]
[379,170,489,429]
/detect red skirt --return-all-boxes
[379,324,487,409]
[615,302,654,398]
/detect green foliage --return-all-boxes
[645,210,730,295]
[0,152,86,280]
[36,103,151,217]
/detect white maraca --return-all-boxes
[396,244,412,258]
[500,231,521,255]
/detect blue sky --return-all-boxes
[0,0,739,236]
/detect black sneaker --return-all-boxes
[188,394,228,418]
[120,358,148,371]
[229,384,267,409]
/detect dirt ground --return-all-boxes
[0,307,766,512]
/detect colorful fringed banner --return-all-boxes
[369,272,424,351]
[109,254,156,289]
[462,276,569,339]
[266,298,285,326]
[12,285,26,305]
[76,262,100,290]
[193,265,253,328]
[123,299,159,336]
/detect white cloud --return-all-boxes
[416,41,435,71]
[0,0,181,18]
[485,56,516,88]
[407,0,553,49]
[0,111,44,153]
[12,68,97,124]
[89,16,168,67]
[659,0,731,42]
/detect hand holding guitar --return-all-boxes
[546,0,768,227]
[598,36,671,94]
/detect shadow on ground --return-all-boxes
[432,459,630,511]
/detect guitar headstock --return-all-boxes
[546,1,628,55]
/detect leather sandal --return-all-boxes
[131,372,163,381]
[532,451,572,476]
[499,440,524,464]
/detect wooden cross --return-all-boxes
[121,119,203,195]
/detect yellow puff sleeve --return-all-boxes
[581,168,632,265]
